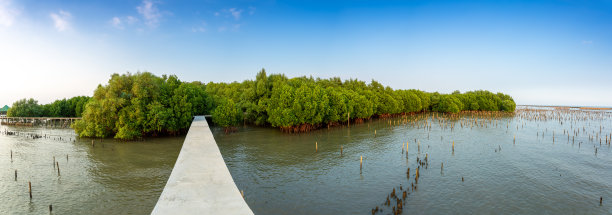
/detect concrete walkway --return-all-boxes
[152,116,253,215]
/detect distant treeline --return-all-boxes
[8,70,516,139]
[7,97,90,117]
[208,70,515,132]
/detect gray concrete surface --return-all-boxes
[152,116,253,215]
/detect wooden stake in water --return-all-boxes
[341,145,343,156]
[360,156,363,171]
[406,141,409,157]
[14,170,17,181]
[29,181,32,199]
[53,156,56,169]
[315,142,318,152]
[10,150,12,162]
[57,162,60,176]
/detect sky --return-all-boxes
[0,0,611,107]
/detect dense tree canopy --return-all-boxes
[72,72,207,139]
[205,69,516,132]
[7,69,516,138]
[7,96,90,117]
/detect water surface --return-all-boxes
[214,108,612,214]
[0,126,184,214]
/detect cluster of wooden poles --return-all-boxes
[11,150,69,213]
[330,107,608,213]
[1,129,77,143]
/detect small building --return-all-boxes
[0,105,9,116]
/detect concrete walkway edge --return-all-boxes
[152,116,253,215]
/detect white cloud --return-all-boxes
[0,0,19,27]
[228,8,242,20]
[192,27,205,32]
[110,16,122,29]
[110,16,139,29]
[191,21,206,33]
[137,0,161,27]
[582,40,593,45]
[126,16,138,24]
[50,10,72,32]
[248,7,256,15]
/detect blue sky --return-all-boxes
[1,0,611,106]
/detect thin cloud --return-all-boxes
[50,10,71,32]
[216,8,246,20]
[110,16,139,29]
[582,40,593,45]
[0,0,19,27]
[191,21,206,33]
[137,0,161,28]
[110,16,122,29]
[228,8,242,20]
[126,16,138,24]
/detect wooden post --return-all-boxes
[29,181,32,199]
[49,205,52,212]
[360,156,363,171]
[10,150,12,162]
[406,141,409,157]
[92,140,95,147]
[341,145,343,156]
[348,112,350,127]
[53,156,56,169]
[57,162,60,176]
[14,170,17,181]
[315,142,318,152]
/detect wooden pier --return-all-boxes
[0,116,81,128]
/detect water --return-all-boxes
[0,126,184,214]
[214,107,612,214]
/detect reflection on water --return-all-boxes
[0,126,184,214]
[214,108,612,215]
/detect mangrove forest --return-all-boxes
[7,70,515,139]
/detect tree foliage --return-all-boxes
[10,70,516,137]
[73,72,207,139]
[7,97,90,117]
[204,69,516,131]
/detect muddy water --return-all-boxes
[0,126,184,214]
[214,108,612,214]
